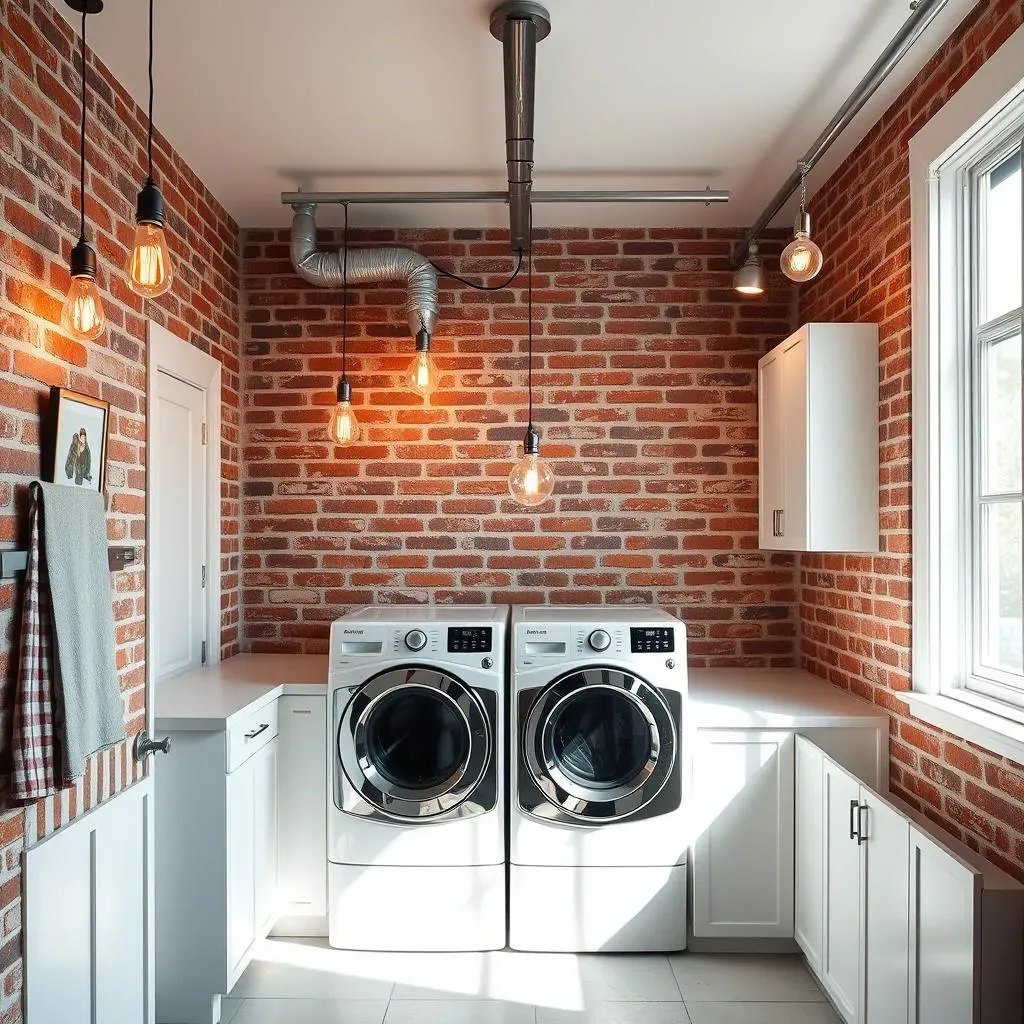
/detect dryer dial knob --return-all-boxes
[405,629,428,652]
[588,629,612,652]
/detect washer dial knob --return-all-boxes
[405,629,428,652]
[588,629,612,652]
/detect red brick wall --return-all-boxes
[799,0,1024,880]
[0,1,240,1016]
[241,226,799,663]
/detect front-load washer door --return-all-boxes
[337,666,493,821]
[521,667,677,823]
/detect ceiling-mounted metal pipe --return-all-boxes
[491,1,550,250]
[729,0,951,268]
[279,189,730,206]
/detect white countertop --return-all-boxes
[156,656,888,734]
[689,668,888,729]
[155,654,328,731]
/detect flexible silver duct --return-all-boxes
[289,203,439,338]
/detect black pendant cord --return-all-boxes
[430,249,523,291]
[527,208,533,431]
[341,202,349,380]
[79,8,87,242]
[146,0,154,180]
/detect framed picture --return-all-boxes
[45,387,110,494]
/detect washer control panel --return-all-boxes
[630,627,675,653]
[447,626,493,653]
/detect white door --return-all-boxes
[909,828,978,1024]
[795,736,824,975]
[254,739,279,932]
[691,730,795,938]
[153,369,207,683]
[759,349,785,549]
[822,757,862,1024]
[863,788,911,1024]
[227,758,256,976]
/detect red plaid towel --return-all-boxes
[11,485,62,800]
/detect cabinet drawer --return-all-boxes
[227,699,279,773]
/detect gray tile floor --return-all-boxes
[222,939,840,1024]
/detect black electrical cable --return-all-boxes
[341,202,348,375]
[79,7,86,240]
[147,0,154,177]
[526,218,533,428]
[429,249,524,290]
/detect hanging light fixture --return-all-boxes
[732,241,766,297]
[780,163,824,283]
[406,329,438,398]
[126,0,173,297]
[61,0,106,343]
[327,205,359,446]
[508,232,554,507]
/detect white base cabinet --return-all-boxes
[156,701,280,1024]
[691,730,795,938]
[796,736,1024,1024]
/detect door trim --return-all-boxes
[146,321,222,708]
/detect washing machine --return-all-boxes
[509,606,688,952]
[327,606,507,951]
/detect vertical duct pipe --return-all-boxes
[490,2,550,251]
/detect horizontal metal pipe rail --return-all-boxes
[280,189,730,206]
[728,0,951,268]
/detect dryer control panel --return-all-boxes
[630,626,675,653]
[448,626,493,653]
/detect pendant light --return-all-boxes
[508,230,554,506]
[126,0,173,297]
[327,205,359,446]
[733,241,766,297]
[406,329,438,398]
[780,163,823,283]
[61,1,106,343]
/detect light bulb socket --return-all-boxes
[337,376,352,403]
[793,210,811,238]
[69,237,97,279]
[415,328,431,353]
[135,177,166,228]
[523,423,540,455]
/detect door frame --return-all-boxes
[146,321,222,715]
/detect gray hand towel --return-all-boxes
[34,482,125,779]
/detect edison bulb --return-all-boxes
[407,350,437,397]
[61,276,106,341]
[780,232,823,283]
[327,399,359,445]
[127,222,173,297]
[508,452,555,506]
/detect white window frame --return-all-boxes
[910,22,1024,762]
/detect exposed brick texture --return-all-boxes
[800,0,1024,881]
[0,0,241,1016]
[240,227,800,662]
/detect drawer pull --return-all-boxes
[245,723,270,741]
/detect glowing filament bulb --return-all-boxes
[127,222,173,297]
[408,349,437,397]
[328,378,359,446]
[508,434,555,507]
[61,275,105,342]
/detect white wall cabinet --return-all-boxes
[691,730,795,938]
[156,701,280,1024]
[795,736,1023,1024]
[274,694,328,934]
[759,322,879,552]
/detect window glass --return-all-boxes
[983,333,1022,493]
[979,501,1024,675]
[983,151,1021,323]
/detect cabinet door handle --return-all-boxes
[245,722,270,740]
[857,803,869,845]
[778,509,784,536]
[849,798,860,842]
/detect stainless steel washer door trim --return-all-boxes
[522,666,676,823]
[338,666,491,821]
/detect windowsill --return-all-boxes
[905,691,1024,764]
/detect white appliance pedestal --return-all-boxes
[328,862,506,951]
[509,863,687,952]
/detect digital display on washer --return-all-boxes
[447,627,493,653]
[630,627,675,653]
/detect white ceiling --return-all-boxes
[55,0,975,231]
